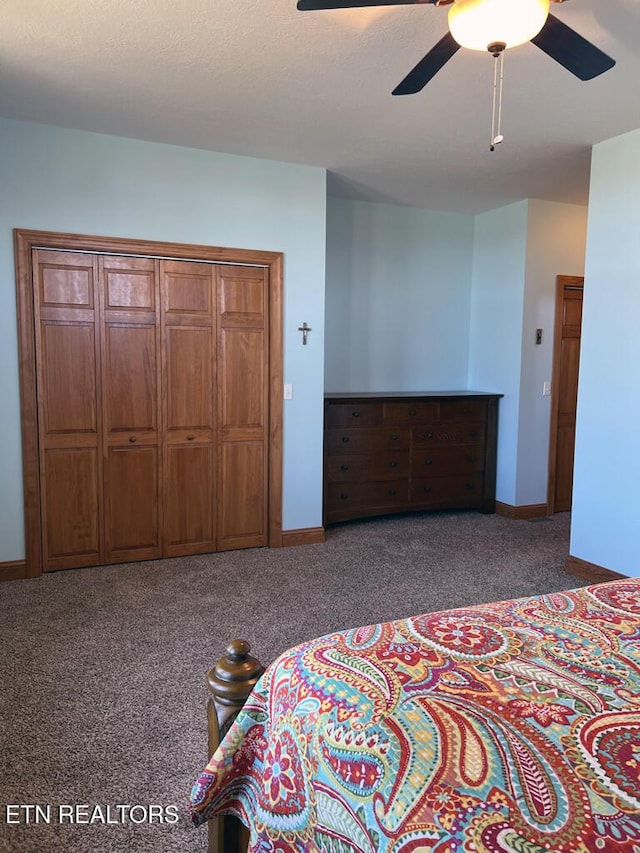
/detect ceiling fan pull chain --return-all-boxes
[490,51,498,151]
[489,43,505,151]
[496,48,505,144]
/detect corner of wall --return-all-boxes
[514,199,588,506]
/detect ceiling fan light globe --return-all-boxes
[448,0,550,51]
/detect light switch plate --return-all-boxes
[283,383,293,400]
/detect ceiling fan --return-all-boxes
[296,0,616,95]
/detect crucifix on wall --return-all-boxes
[298,322,312,345]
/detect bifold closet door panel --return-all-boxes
[33,250,104,571]
[219,442,266,549]
[101,256,162,563]
[30,246,273,570]
[216,265,268,551]
[105,446,160,557]
[43,448,101,569]
[161,260,216,556]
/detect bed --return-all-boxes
[190,578,640,852]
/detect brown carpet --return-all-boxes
[0,510,579,853]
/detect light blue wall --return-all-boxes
[325,197,474,391]
[468,201,529,506]
[571,128,640,578]
[518,200,587,505]
[468,200,588,508]
[327,197,588,510]
[0,118,327,561]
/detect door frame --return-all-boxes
[546,274,584,514]
[14,228,284,577]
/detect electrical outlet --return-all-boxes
[283,383,293,400]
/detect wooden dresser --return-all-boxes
[324,392,501,525]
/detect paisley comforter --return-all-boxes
[190,579,640,852]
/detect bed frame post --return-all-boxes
[206,639,265,853]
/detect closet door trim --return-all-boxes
[14,229,284,577]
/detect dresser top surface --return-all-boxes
[325,391,502,400]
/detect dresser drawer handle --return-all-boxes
[469,430,477,438]
[352,411,360,418]
[389,488,397,496]
[424,459,432,466]
[389,461,398,468]
[129,435,137,443]
[462,407,469,414]
[342,437,350,443]
[423,486,432,493]
[187,434,196,441]
[409,409,416,416]
[390,434,399,441]
[467,456,477,463]
[466,482,476,490]
[426,432,434,439]
[340,464,349,471]
[340,493,349,500]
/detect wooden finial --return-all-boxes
[207,639,264,709]
[206,640,262,853]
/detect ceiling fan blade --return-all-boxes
[297,0,433,9]
[531,13,615,80]
[392,31,459,95]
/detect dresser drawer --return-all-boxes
[325,452,409,483]
[325,402,383,428]
[413,446,485,476]
[326,479,408,511]
[413,422,485,447]
[384,401,440,425]
[410,473,484,507]
[439,400,487,422]
[326,427,410,455]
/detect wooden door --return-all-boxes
[32,250,104,571]
[101,256,163,563]
[217,265,269,550]
[161,260,217,557]
[17,230,283,576]
[548,276,584,513]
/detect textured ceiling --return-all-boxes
[1,0,639,213]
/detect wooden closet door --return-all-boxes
[100,256,162,563]
[33,250,103,571]
[161,260,217,556]
[217,265,268,550]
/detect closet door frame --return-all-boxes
[14,228,284,578]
